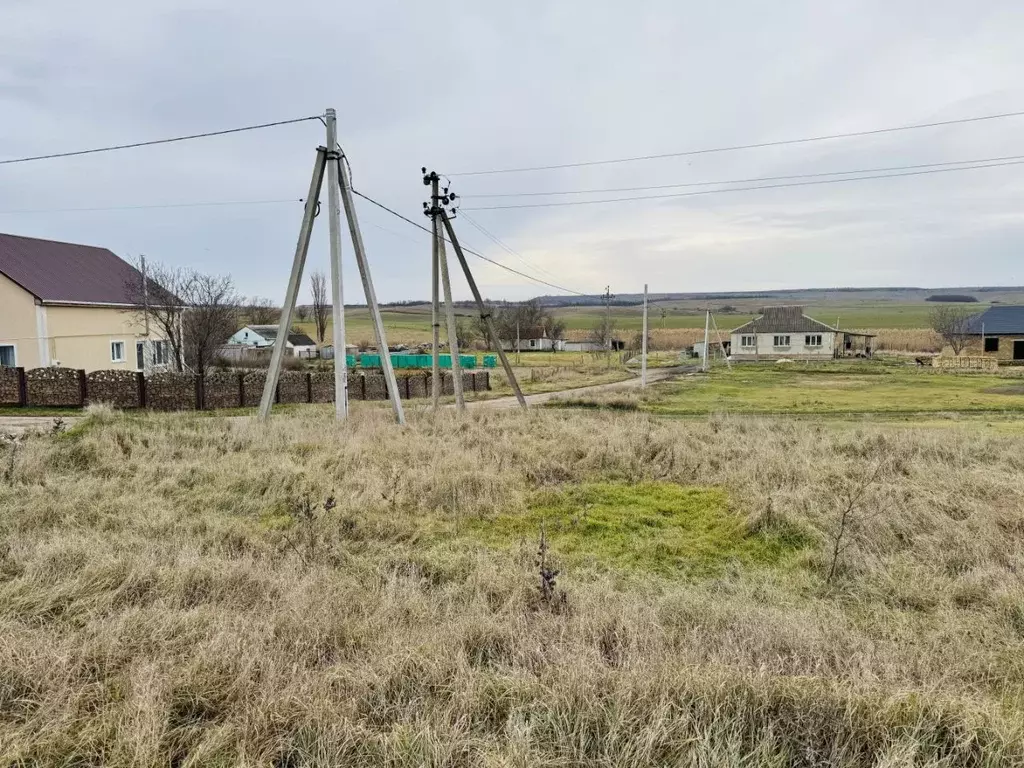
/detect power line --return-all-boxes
[0,198,301,215]
[351,189,591,296]
[447,109,1024,176]
[0,115,323,166]
[457,210,568,283]
[460,153,1024,198]
[461,158,1024,210]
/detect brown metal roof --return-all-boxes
[0,232,145,306]
[731,306,839,335]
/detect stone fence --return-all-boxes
[931,355,999,373]
[0,367,489,410]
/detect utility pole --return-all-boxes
[427,177,526,408]
[641,283,648,387]
[702,309,710,372]
[430,189,441,408]
[325,108,348,420]
[423,170,464,409]
[516,317,520,364]
[259,108,403,424]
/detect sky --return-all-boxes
[1,1,1024,303]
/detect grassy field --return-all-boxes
[555,361,1024,417]
[2,403,1023,764]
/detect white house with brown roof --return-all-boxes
[729,306,874,361]
[0,232,170,372]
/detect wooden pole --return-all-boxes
[641,283,648,387]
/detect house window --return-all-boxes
[741,335,756,347]
[773,335,791,347]
[0,345,15,367]
[984,337,999,353]
[110,341,126,363]
[154,340,169,365]
[805,334,822,347]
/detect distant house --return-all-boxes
[0,232,172,372]
[729,306,874,361]
[963,305,1024,361]
[499,327,565,352]
[228,325,318,357]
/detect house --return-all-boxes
[228,325,319,357]
[499,327,565,352]
[729,306,874,361]
[0,232,171,372]
[962,305,1024,361]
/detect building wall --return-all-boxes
[43,305,160,372]
[0,272,44,369]
[961,335,1024,361]
[730,331,837,361]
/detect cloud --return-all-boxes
[1,0,1023,303]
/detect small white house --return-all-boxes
[228,325,318,357]
[499,328,565,352]
[729,306,873,361]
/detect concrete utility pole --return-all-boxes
[259,148,326,421]
[702,309,710,372]
[424,171,463,410]
[325,108,349,420]
[337,148,405,424]
[430,192,441,409]
[260,108,404,424]
[438,206,527,408]
[641,283,648,388]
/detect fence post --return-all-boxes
[194,374,204,410]
[238,373,245,408]
[77,369,87,407]
[306,372,313,403]
[136,371,147,408]
[16,367,26,407]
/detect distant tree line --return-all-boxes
[925,294,978,303]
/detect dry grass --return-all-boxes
[1,405,1023,765]
[859,328,943,353]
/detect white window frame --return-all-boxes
[740,335,756,347]
[153,339,168,365]
[773,335,791,348]
[110,340,126,363]
[0,343,16,368]
[805,334,822,347]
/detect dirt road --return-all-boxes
[0,415,81,436]
[466,366,692,410]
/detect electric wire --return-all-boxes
[447,109,1024,176]
[460,153,1024,198]
[0,115,323,165]
[0,198,301,215]
[351,189,592,296]
[457,210,568,283]
[462,158,1024,210]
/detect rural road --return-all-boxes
[466,365,692,410]
[0,367,691,434]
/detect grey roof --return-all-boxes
[731,306,839,335]
[0,231,147,305]
[246,325,317,347]
[288,332,316,346]
[965,305,1024,334]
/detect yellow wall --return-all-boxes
[961,335,1024,362]
[0,272,43,368]
[0,280,167,372]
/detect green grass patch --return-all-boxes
[467,482,809,576]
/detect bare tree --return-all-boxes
[589,314,617,349]
[294,304,310,322]
[182,273,242,377]
[126,259,240,376]
[310,270,330,346]
[246,297,279,325]
[929,305,975,355]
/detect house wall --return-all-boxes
[730,331,837,361]
[227,327,271,346]
[961,335,1024,361]
[43,305,166,372]
[0,272,43,369]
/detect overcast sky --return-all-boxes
[2,1,1023,303]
